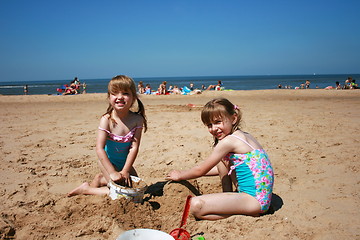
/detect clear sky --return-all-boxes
[0,0,359,82]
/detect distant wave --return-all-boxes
[0,85,24,89]
[0,84,59,89]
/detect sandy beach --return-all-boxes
[0,89,359,239]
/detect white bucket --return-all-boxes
[108,176,147,203]
[116,229,174,240]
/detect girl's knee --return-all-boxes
[190,197,205,217]
[94,173,103,180]
[91,173,106,187]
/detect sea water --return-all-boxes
[0,74,358,95]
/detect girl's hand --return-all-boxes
[120,170,132,187]
[109,172,123,183]
[166,170,182,181]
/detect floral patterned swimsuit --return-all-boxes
[224,134,274,213]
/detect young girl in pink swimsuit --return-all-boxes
[166,98,274,220]
[68,75,147,196]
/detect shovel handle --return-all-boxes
[180,195,192,228]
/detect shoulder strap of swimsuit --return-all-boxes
[229,134,256,150]
[98,127,111,134]
[131,126,143,131]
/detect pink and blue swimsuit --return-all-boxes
[98,126,142,171]
[224,134,274,213]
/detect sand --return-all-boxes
[0,89,359,239]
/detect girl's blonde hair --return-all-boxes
[201,98,241,145]
[104,75,147,132]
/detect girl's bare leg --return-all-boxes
[204,166,219,176]
[190,192,261,220]
[217,160,233,192]
[67,182,109,197]
[204,161,233,191]
[90,173,107,188]
[67,163,109,197]
[68,160,139,197]
[97,160,111,182]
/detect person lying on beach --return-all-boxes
[166,98,274,220]
[172,85,181,94]
[206,80,223,91]
[63,83,78,95]
[68,75,147,196]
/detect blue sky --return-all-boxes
[0,0,359,82]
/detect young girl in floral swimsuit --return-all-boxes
[167,98,274,220]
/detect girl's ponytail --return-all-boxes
[136,98,147,132]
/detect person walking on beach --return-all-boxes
[166,98,274,220]
[82,82,87,94]
[68,75,147,196]
[23,85,28,95]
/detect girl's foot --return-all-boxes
[67,182,90,197]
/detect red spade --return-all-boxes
[169,195,192,240]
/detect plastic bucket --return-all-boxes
[116,229,174,240]
[108,176,147,203]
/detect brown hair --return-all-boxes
[104,75,147,132]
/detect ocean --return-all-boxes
[0,74,358,95]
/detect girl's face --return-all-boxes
[206,114,237,140]
[109,89,135,111]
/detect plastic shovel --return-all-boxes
[169,195,192,240]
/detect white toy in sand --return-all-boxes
[116,229,174,240]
